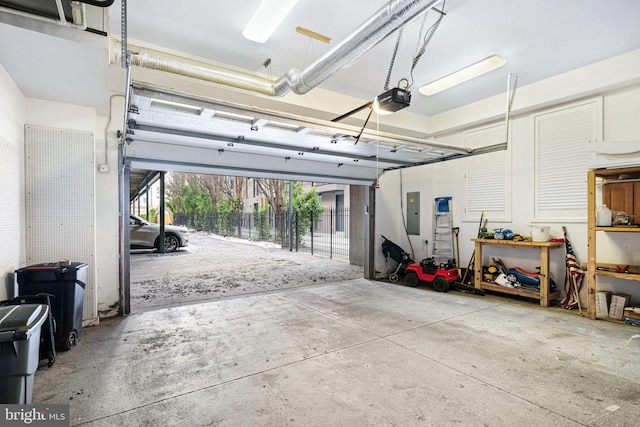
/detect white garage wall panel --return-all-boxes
[25,125,96,320]
[0,136,20,273]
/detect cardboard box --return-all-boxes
[609,294,631,320]
[595,291,611,318]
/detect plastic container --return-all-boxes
[596,204,612,226]
[530,225,550,242]
[16,263,87,351]
[0,304,49,404]
[1,294,56,367]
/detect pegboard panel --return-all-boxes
[0,136,21,272]
[24,125,96,320]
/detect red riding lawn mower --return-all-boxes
[404,258,460,292]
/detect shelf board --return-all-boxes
[479,281,561,300]
[595,271,640,282]
[592,166,640,178]
[594,316,628,325]
[595,226,640,232]
[471,238,564,248]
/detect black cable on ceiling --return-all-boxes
[407,0,446,89]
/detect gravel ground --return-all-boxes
[130,232,363,311]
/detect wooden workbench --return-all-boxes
[471,238,564,307]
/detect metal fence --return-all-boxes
[174,207,350,262]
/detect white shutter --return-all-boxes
[534,99,602,220]
[464,124,510,221]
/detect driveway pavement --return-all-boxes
[130,232,363,311]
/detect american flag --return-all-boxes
[560,229,584,310]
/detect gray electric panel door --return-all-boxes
[406,192,420,235]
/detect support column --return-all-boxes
[120,160,131,315]
[158,171,166,253]
[364,184,376,279]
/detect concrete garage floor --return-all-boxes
[32,235,640,426]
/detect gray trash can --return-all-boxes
[0,304,49,404]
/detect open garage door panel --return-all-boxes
[123,84,471,186]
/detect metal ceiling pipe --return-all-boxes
[290,0,442,95]
[111,0,442,97]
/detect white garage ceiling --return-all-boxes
[2,0,640,117]
[109,0,640,118]
[1,0,640,187]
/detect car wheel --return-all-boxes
[163,235,180,252]
[404,272,419,288]
[433,276,449,292]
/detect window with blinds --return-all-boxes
[534,99,602,220]
[464,124,510,221]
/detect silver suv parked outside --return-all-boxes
[129,214,189,252]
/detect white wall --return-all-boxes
[0,80,122,316]
[376,79,640,305]
[24,98,120,320]
[95,95,124,315]
[0,63,26,301]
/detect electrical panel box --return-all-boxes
[406,192,420,235]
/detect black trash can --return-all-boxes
[16,263,87,351]
[0,304,49,404]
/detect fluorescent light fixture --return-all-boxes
[419,54,507,96]
[243,0,300,43]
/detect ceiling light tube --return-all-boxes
[243,0,300,43]
[419,54,507,96]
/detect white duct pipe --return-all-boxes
[112,0,442,97]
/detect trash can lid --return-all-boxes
[0,304,48,342]
[19,262,88,273]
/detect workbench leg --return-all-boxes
[474,241,483,290]
[540,247,550,307]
